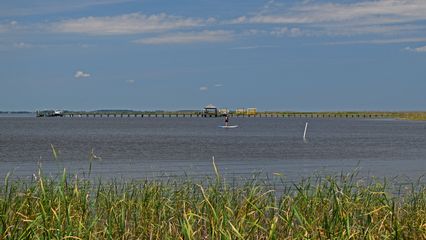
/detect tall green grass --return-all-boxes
[1,168,425,239]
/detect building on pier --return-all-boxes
[36,110,64,117]
[247,108,257,116]
[202,104,218,117]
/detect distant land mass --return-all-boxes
[91,110,137,113]
[0,111,32,114]
[28,109,426,121]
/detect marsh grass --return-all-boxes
[0,167,426,239]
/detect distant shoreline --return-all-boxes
[0,111,33,114]
[2,111,426,121]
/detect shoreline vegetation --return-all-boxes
[262,111,426,121]
[1,166,425,239]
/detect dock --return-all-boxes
[36,111,396,119]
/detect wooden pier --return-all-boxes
[47,111,394,119]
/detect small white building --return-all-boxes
[218,108,229,116]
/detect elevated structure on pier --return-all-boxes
[36,110,64,117]
[202,104,218,117]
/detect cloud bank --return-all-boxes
[53,13,210,35]
[133,30,233,45]
[326,37,426,45]
[233,0,426,36]
[239,0,426,25]
[2,0,426,47]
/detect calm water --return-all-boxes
[0,116,425,182]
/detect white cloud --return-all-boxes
[230,45,277,50]
[199,86,208,91]
[233,0,426,36]
[245,0,426,25]
[74,70,91,78]
[214,84,223,87]
[326,37,426,45]
[241,29,268,36]
[0,21,19,33]
[270,27,303,37]
[79,44,91,48]
[0,0,137,17]
[414,46,426,52]
[405,45,426,52]
[126,79,135,84]
[229,16,248,24]
[133,30,233,45]
[5,0,425,46]
[13,42,32,48]
[206,17,217,24]
[52,13,207,35]
[331,25,424,37]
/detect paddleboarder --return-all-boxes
[224,115,229,126]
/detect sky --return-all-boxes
[0,0,425,111]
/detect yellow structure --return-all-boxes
[247,108,257,115]
[235,108,245,115]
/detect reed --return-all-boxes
[0,169,425,239]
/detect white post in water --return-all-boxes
[303,122,308,142]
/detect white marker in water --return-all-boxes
[303,122,308,142]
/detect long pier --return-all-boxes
[48,112,396,119]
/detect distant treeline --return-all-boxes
[0,111,32,114]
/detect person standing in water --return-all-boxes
[224,115,229,126]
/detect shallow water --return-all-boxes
[0,116,425,182]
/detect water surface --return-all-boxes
[0,117,425,182]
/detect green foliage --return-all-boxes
[0,171,425,239]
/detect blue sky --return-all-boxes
[1,0,425,111]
